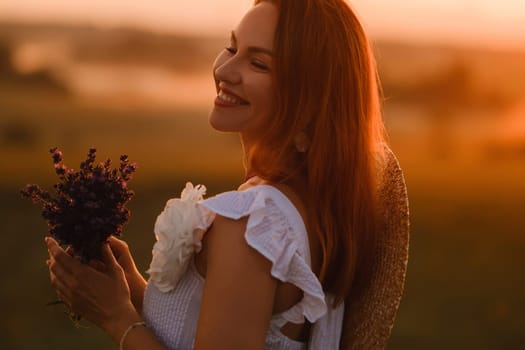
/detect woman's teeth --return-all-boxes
[218,90,248,105]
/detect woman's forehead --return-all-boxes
[233,2,277,50]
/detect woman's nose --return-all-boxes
[213,51,242,85]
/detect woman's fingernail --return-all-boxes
[46,259,51,266]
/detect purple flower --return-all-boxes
[21,147,137,263]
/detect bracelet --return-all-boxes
[119,321,147,350]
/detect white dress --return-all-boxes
[143,184,344,349]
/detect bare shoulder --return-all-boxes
[237,176,308,221]
[237,175,266,191]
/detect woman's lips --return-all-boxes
[215,88,250,107]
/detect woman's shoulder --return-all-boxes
[198,177,318,271]
[236,177,319,271]
[201,177,307,233]
[238,176,306,214]
[197,179,328,324]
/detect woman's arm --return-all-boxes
[194,214,278,350]
[45,213,278,350]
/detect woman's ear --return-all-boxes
[294,132,309,153]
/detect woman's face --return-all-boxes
[208,2,277,145]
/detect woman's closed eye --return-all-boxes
[225,46,237,54]
[251,60,270,71]
[224,47,270,72]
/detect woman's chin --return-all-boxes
[208,114,232,133]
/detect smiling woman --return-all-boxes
[209,4,277,146]
[43,1,408,349]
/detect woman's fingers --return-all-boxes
[47,238,88,274]
[64,246,81,262]
[45,237,85,306]
[107,237,138,273]
[107,236,134,269]
[47,259,74,307]
[47,256,72,291]
[46,237,73,264]
[107,235,127,256]
[88,259,107,271]
[101,242,121,274]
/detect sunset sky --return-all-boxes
[1,0,524,49]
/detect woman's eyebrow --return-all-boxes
[230,31,274,57]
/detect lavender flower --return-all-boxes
[21,147,137,263]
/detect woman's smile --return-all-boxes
[215,88,250,107]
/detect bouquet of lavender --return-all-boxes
[21,147,137,263]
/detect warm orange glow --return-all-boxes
[2,2,525,348]
[1,0,524,49]
[355,0,525,49]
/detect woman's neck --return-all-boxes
[240,134,254,180]
[239,133,308,197]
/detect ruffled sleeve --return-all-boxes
[197,185,328,324]
[146,183,213,293]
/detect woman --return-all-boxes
[45,0,386,348]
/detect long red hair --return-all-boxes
[250,0,386,305]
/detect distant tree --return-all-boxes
[382,58,516,114]
[15,69,69,94]
[0,41,16,77]
[0,40,69,94]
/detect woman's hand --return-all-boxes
[76,236,147,314]
[105,236,147,314]
[45,236,141,332]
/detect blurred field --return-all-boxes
[1,22,525,349]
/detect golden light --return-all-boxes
[0,0,524,49]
